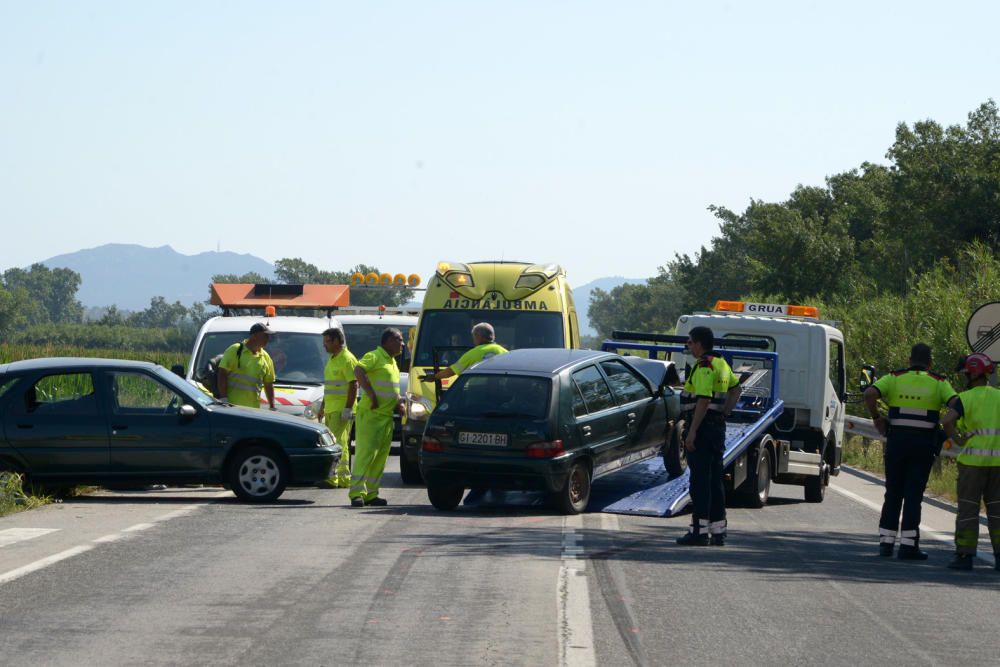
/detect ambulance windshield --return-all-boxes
[414,310,564,368]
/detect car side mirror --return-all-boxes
[859,364,876,391]
[179,404,197,419]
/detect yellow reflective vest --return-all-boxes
[954,385,1000,467]
[357,346,400,418]
[219,341,274,408]
[324,348,358,413]
[681,355,738,414]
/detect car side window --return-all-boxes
[571,383,588,417]
[599,360,651,404]
[571,365,615,414]
[112,372,182,413]
[19,373,97,415]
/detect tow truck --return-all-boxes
[595,300,848,516]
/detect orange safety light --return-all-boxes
[264,305,277,317]
[787,305,820,318]
[714,300,745,313]
[379,273,393,286]
[408,273,421,288]
[350,272,365,286]
[393,273,407,287]
[365,272,380,286]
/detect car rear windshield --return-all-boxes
[438,373,551,419]
[193,332,327,385]
[414,310,564,368]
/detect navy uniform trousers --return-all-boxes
[879,427,937,542]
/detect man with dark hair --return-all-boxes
[864,343,957,559]
[349,328,405,507]
[318,327,358,488]
[677,326,742,546]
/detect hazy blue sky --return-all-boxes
[2,1,998,286]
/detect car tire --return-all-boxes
[427,483,464,511]
[662,420,687,479]
[399,453,423,485]
[227,446,288,503]
[552,460,591,515]
[804,462,828,503]
[742,445,771,509]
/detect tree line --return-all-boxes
[589,100,1000,379]
[0,260,412,352]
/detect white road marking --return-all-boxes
[831,482,997,568]
[0,545,94,586]
[0,528,58,548]
[558,514,596,667]
[122,523,156,533]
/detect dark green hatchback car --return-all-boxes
[419,349,677,514]
[0,358,341,502]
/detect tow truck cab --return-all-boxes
[675,301,847,496]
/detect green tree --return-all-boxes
[2,264,83,324]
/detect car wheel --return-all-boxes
[662,421,687,479]
[743,445,771,509]
[228,446,288,503]
[805,462,828,503]
[553,460,591,515]
[399,452,423,485]
[427,483,464,510]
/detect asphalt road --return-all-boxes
[1,458,999,666]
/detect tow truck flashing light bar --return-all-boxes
[350,272,422,288]
[714,300,820,319]
[610,331,770,350]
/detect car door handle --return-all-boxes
[627,413,636,421]
[582,425,591,435]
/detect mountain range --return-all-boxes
[38,244,642,332]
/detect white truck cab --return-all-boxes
[675,301,848,499]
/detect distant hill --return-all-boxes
[572,276,646,335]
[42,244,274,310]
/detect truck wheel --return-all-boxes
[744,446,771,509]
[399,452,423,485]
[427,483,464,510]
[228,446,288,503]
[662,421,686,479]
[804,463,829,503]
[551,461,591,515]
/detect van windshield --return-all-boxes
[414,310,564,368]
[342,323,414,372]
[193,332,327,385]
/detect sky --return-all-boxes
[2,1,999,287]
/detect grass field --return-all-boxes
[842,434,959,502]
[0,343,188,369]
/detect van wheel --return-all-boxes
[228,446,287,503]
[399,453,423,485]
[804,463,828,503]
[427,483,464,510]
[662,421,687,479]
[552,461,591,515]
[743,446,771,508]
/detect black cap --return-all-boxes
[249,322,274,335]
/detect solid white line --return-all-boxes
[0,545,94,586]
[558,514,596,667]
[0,528,58,548]
[831,483,997,568]
[122,523,156,533]
[92,534,128,544]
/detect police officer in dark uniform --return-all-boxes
[863,343,957,559]
[677,326,742,546]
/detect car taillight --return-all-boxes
[526,440,564,458]
[422,437,446,453]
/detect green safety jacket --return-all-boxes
[323,348,358,413]
[450,342,508,375]
[872,368,956,431]
[681,355,738,414]
[357,346,400,418]
[953,385,1000,466]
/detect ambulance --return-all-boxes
[400,261,581,483]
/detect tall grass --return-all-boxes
[842,434,958,502]
[0,472,49,517]
[0,343,188,369]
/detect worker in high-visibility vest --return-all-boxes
[676,326,742,546]
[317,327,358,488]
[424,322,508,382]
[864,343,957,560]
[216,322,276,410]
[349,328,404,507]
[942,352,1000,571]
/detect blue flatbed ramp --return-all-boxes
[591,400,784,517]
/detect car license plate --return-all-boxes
[459,431,508,446]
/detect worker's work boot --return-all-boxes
[349,497,364,508]
[946,554,974,571]
[897,540,928,561]
[676,531,709,546]
[878,543,894,558]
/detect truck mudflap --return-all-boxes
[591,400,784,517]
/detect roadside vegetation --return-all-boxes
[843,435,958,502]
[0,472,49,517]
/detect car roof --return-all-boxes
[201,315,334,334]
[468,348,612,375]
[0,357,161,374]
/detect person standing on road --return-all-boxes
[349,328,405,508]
[864,343,957,560]
[676,326,742,546]
[216,322,276,410]
[317,327,358,488]
[941,353,1000,571]
[424,322,508,383]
